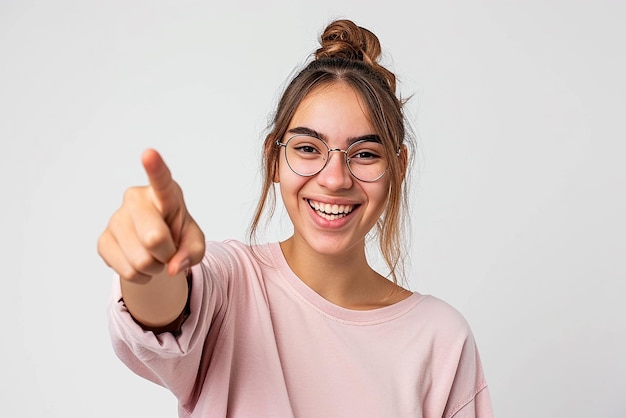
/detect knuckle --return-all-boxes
[96,232,116,267]
[188,237,206,262]
[194,238,206,255]
[140,228,169,251]
[96,232,108,256]
[132,253,162,275]
[108,208,129,234]
[119,265,141,281]
[119,265,152,283]
[122,186,145,204]
[122,187,136,202]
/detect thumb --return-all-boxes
[166,217,206,276]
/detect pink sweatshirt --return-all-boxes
[108,240,493,417]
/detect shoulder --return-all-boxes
[201,240,274,270]
[203,239,255,258]
[412,296,492,415]
[402,293,481,358]
[196,240,280,290]
[416,294,473,336]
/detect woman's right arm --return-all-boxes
[97,149,206,331]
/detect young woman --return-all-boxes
[99,19,494,418]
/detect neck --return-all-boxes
[279,237,409,310]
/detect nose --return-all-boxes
[315,149,353,190]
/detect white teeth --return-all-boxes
[318,212,342,221]
[308,200,355,218]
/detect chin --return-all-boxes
[300,232,365,258]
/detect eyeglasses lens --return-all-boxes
[284,135,388,182]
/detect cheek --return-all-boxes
[277,162,306,200]
[368,181,392,214]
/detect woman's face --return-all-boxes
[276,82,391,258]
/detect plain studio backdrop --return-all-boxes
[1,1,624,417]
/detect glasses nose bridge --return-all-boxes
[324,146,351,171]
[326,147,349,163]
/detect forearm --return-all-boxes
[120,267,189,330]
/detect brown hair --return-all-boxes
[249,19,415,284]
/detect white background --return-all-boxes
[1,1,624,417]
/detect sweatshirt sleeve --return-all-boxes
[444,330,494,418]
[449,386,494,418]
[419,296,494,418]
[107,241,232,408]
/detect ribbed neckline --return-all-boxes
[267,242,426,325]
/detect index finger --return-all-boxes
[141,148,174,202]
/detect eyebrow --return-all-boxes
[287,126,382,145]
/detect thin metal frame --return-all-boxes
[276,134,391,183]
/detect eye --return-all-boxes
[352,150,379,159]
[288,136,326,159]
[294,144,321,154]
[348,141,385,164]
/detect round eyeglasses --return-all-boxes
[276,134,391,183]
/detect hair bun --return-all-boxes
[315,19,395,93]
[315,19,381,64]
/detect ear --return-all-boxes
[266,135,280,183]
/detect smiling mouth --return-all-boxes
[307,199,356,221]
